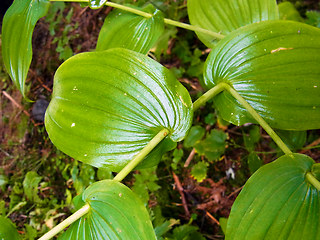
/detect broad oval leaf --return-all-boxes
[187,0,279,47]
[45,48,193,171]
[226,153,320,240]
[59,180,156,240]
[96,4,164,54]
[0,216,20,240]
[1,0,50,99]
[204,20,320,130]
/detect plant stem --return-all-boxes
[306,172,320,191]
[49,0,225,40]
[223,83,292,155]
[106,1,151,18]
[163,19,224,39]
[193,82,226,111]
[113,128,170,182]
[38,204,90,240]
[38,129,168,239]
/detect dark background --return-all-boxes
[0,0,14,23]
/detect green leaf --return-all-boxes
[0,173,8,192]
[306,11,320,28]
[96,4,164,54]
[243,125,261,151]
[247,152,262,174]
[132,167,160,205]
[204,21,320,130]
[204,113,216,125]
[97,168,113,180]
[22,171,42,203]
[312,163,320,180]
[0,216,20,240]
[59,180,156,240]
[226,153,320,240]
[45,48,193,172]
[183,126,205,148]
[171,224,206,240]
[154,219,179,240]
[219,217,228,235]
[191,161,208,182]
[195,129,227,162]
[278,2,303,22]
[187,0,279,47]
[276,130,307,151]
[1,0,50,98]
[171,148,184,170]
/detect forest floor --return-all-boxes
[1,1,320,239]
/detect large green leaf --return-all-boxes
[204,20,320,130]
[59,180,156,240]
[0,216,20,240]
[226,153,320,240]
[45,48,193,171]
[1,0,50,98]
[96,4,164,54]
[187,0,279,47]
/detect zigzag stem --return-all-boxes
[193,82,292,155]
[114,128,170,181]
[38,204,90,240]
[193,82,226,111]
[306,172,320,191]
[37,128,169,240]
[49,0,225,40]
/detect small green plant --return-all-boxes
[1,0,320,240]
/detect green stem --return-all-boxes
[105,2,151,18]
[163,18,224,40]
[306,172,320,191]
[223,83,292,155]
[38,128,168,239]
[114,128,170,182]
[193,82,226,111]
[38,204,90,240]
[49,0,225,40]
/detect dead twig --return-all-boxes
[227,186,243,199]
[205,211,220,225]
[300,137,320,154]
[172,171,190,217]
[2,91,30,117]
[2,91,36,125]
[184,148,196,167]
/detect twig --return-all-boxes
[2,91,36,125]
[2,91,30,117]
[227,186,243,199]
[184,148,196,167]
[300,137,320,153]
[172,172,190,217]
[29,69,52,93]
[78,6,89,16]
[205,211,220,225]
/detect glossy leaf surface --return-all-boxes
[187,0,279,47]
[226,153,320,240]
[45,48,193,171]
[0,216,20,240]
[204,21,320,130]
[59,180,156,240]
[89,0,107,9]
[2,0,50,98]
[96,4,164,54]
